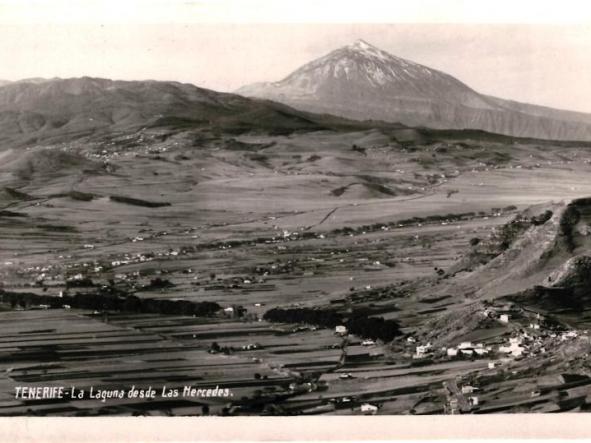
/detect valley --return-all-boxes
[2,118,591,415]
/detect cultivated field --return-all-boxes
[2,125,591,415]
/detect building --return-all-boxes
[499,339,525,357]
[461,386,478,394]
[562,331,578,340]
[360,403,379,415]
[415,342,432,358]
[335,325,348,336]
[223,307,235,316]
[499,314,510,324]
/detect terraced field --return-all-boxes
[3,126,591,415]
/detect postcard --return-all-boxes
[0,0,590,441]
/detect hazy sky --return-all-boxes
[0,4,590,112]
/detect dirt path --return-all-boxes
[305,207,341,230]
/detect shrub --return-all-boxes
[530,210,553,226]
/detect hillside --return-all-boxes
[0,77,381,147]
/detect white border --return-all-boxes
[0,1,591,441]
[0,0,591,24]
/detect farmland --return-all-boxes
[2,124,591,415]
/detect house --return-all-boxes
[223,307,235,316]
[362,339,376,346]
[499,314,510,324]
[563,331,578,340]
[499,339,525,357]
[335,325,348,336]
[458,342,473,350]
[468,396,479,406]
[415,342,432,358]
[448,398,459,414]
[360,403,379,415]
[447,348,458,357]
[488,362,496,369]
[461,386,478,394]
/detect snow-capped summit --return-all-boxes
[237,40,591,141]
[346,39,404,64]
[239,39,482,104]
[350,39,372,49]
[347,39,385,56]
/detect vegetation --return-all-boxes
[494,217,531,251]
[560,205,581,252]
[110,195,171,208]
[530,210,553,226]
[0,289,221,317]
[263,307,402,342]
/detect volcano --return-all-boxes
[237,39,591,141]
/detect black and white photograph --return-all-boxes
[1,0,591,438]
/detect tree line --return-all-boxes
[263,307,402,342]
[0,289,221,317]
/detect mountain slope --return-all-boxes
[237,40,591,141]
[0,77,373,147]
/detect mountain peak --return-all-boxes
[344,39,392,62]
[236,40,591,141]
[349,39,374,50]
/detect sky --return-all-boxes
[0,1,590,112]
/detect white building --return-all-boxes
[360,403,379,415]
[499,314,510,324]
[499,340,525,357]
[562,331,578,340]
[335,325,348,336]
[415,343,432,358]
[462,386,478,394]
